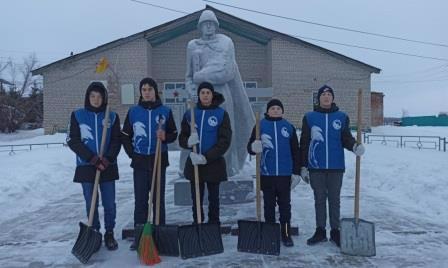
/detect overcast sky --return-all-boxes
[1,0,447,117]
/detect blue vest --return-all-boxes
[259,118,294,176]
[305,111,347,170]
[184,107,224,154]
[74,108,116,166]
[127,105,171,155]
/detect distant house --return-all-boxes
[371,91,385,126]
[32,5,380,134]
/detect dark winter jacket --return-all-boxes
[247,114,300,176]
[121,99,177,171]
[299,103,356,172]
[67,85,121,183]
[179,92,232,183]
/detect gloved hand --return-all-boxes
[251,140,263,154]
[300,167,310,184]
[98,156,110,171]
[353,143,365,156]
[188,132,200,147]
[190,152,207,165]
[89,155,101,166]
[291,174,302,190]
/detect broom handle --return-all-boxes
[190,101,202,224]
[147,130,161,224]
[155,122,163,225]
[354,89,363,223]
[255,112,261,221]
[88,105,111,227]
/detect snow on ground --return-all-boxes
[0,127,447,267]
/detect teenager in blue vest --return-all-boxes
[299,85,365,247]
[121,77,178,250]
[247,99,301,247]
[179,82,232,224]
[67,82,121,250]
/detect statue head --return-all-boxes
[198,10,219,39]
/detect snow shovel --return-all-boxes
[71,105,111,264]
[178,101,224,259]
[340,89,376,257]
[153,120,180,257]
[237,112,281,256]
[137,129,161,265]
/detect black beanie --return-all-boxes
[317,84,334,102]
[197,81,215,95]
[266,98,284,113]
[139,77,159,100]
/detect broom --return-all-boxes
[137,122,163,265]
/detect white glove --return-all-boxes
[353,143,365,156]
[251,140,263,154]
[190,152,207,165]
[291,174,302,190]
[300,167,310,184]
[187,132,200,147]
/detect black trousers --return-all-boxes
[190,181,221,224]
[260,176,291,224]
[133,167,166,225]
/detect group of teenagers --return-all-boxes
[66,77,365,252]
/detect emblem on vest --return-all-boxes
[155,114,166,125]
[332,119,342,130]
[281,127,290,138]
[208,116,218,127]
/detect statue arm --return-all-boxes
[193,39,236,85]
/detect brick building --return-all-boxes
[33,6,380,134]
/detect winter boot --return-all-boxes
[330,228,341,247]
[307,227,327,245]
[130,224,144,251]
[104,231,118,250]
[281,223,294,247]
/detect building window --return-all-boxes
[244,81,257,88]
[164,82,185,90]
[121,84,135,105]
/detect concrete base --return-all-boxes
[122,225,232,240]
[174,179,254,206]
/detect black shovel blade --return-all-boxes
[178,223,223,259]
[237,220,280,256]
[153,224,180,256]
[71,222,102,264]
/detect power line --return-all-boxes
[204,0,448,48]
[129,0,189,14]
[294,35,448,62]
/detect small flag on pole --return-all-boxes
[95,57,109,74]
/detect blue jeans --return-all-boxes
[81,181,116,232]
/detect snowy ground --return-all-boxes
[0,127,447,267]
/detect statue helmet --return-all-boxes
[198,10,219,28]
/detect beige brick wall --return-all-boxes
[41,29,373,134]
[42,38,150,133]
[270,38,372,129]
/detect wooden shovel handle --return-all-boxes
[189,101,202,224]
[88,104,111,227]
[255,112,261,221]
[155,122,163,225]
[354,89,363,222]
[147,126,161,224]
